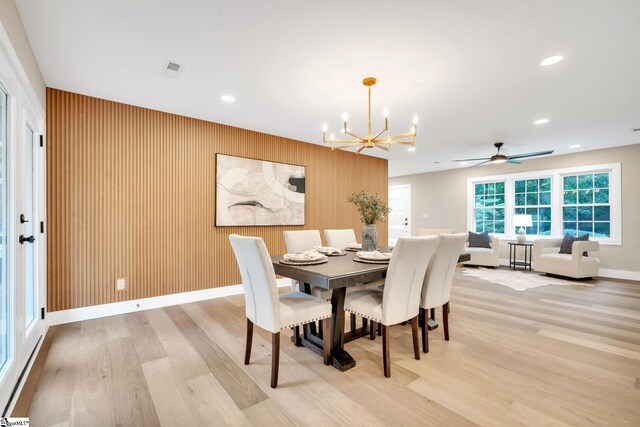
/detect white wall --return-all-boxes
[0,0,45,109]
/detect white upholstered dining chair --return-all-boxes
[229,234,332,388]
[324,229,357,249]
[419,233,467,353]
[283,230,331,300]
[343,236,439,377]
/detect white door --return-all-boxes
[0,53,46,412]
[388,184,411,245]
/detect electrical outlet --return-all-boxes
[116,277,127,292]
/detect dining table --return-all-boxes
[271,247,471,371]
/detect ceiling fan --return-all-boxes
[453,142,554,166]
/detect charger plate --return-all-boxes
[353,256,390,264]
[279,258,328,266]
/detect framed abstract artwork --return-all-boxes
[215,154,306,226]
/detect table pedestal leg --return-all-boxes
[290,285,356,371]
[330,287,356,371]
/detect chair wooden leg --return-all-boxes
[443,302,450,341]
[382,324,390,378]
[411,316,420,360]
[421,309,429,353]
[447,302,451,314]
[271,332,280,388]
[244,318,253,365]
[293,325,301,346]
[430,308,436,322]
[350,313,357,333]
[370,321,376,340]
[378,323,382,336]
[362,318,368,329]
[323,319,331,365]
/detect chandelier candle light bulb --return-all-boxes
[322,77,419,153]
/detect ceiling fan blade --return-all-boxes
[507,150,554,160]
[507,159,522,164]
[469,160,491,167]
[452,157,491,162]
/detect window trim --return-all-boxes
[467,163,621,245]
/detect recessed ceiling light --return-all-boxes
[534,118,550,125]
[407,147,416,152]
[541,55,563,66]
[221,95,236,103]
[569,144,581,148]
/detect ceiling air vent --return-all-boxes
[160,59,184,78]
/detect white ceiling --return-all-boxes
[17,0,640,177]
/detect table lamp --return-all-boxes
[513,214,533,243]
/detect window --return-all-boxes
[467,163,620,244]
[562,172,611,238]
[473,181,505,233]
[514,177,552,235]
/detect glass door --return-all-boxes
[0,84,8,381]
[0,65,45,412]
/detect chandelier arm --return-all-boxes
[374,144,390,152]
[326,138,363,144]
[385,131,417,140]
[371,125,389,142]
[385,141,415,145]
[332,143,364,150]
[344,130,367,141]
[356,145,366,154]
[327,139,362,145]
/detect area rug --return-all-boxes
[461,267,595,292]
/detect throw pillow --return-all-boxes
[559,233,589,256]
[468,231,492,248]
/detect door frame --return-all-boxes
[0,22,47,413]
[388,184,412,244]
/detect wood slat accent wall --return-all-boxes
[46,88,388,311]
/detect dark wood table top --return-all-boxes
[271,249,471,290]
[271,250,387,290]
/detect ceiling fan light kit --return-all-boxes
[322,77,418,154]
[453,142,554,167]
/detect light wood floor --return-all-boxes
[13,269,640,426]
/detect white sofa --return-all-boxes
[533,238,600,279]
[463,235,500,267]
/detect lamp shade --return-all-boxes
[513,214,533,227]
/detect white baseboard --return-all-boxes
[48,278,293,325]
[496,258,639,281]
[598,268,640,281]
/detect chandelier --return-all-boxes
[322,77,418,153]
